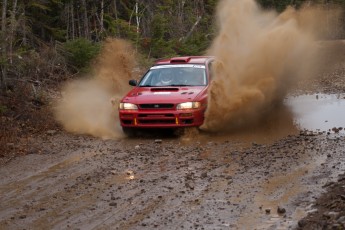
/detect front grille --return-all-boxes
[139,119,176,124]
[138,113,175,124]
[139,104,174,109]
[138,114,174,117]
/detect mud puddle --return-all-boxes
[286,94,345,133]
[180,93,344,147]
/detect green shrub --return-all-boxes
[63,38,100,72]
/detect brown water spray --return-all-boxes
[54,2,341,138]
[201,0,341,132]
[54,39,135,138]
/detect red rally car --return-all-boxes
[118,56,214,135]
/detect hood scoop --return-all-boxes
[151,87,179,92]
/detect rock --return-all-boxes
[109,202,117,207]
[306,209,318,214]
[265,208,271,214]
[19,215,27,219]
[201,172,208,178]
[277,206,286,214]
[323,211,339,220]
[135,145,140,150]
[298,219,307,227]
[47,130,57,135]
[337,216,345,224]
[154,139,162,144]
[6,143,14,148]
[185,183,194,190]
[332,127,339,133]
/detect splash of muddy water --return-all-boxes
[54,39,135,138]
[201,0,341,132]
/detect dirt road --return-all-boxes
[1,42,345,230]
[1,124,344,230]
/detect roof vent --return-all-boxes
[170,57,191,63]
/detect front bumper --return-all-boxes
[119,109,205,128]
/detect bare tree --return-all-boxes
[177,0,185,25]
[100,0,104,33]
[1,0,8,89]
[81,0,90,39]
[1,0,7,34]
[65,1,76,40]
[113,0,120,36]
[9,0,18,65]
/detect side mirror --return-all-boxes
[129,79,137,86]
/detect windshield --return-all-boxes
[139,64,207,87]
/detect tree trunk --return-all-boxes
[113,0,119,36]
[177,0,185,25]
[1,0,7,53]
[66,3,70,40]
[9,0,18,65]
[1,0,8,89]
[100,0,104,33]
[71,2,75,39]
[77,7,81,38]
[1,0,7,34]
[135,2,141,52]
[81,0,89,39]
[22,5,27,45]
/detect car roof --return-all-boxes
[154,56,214,66]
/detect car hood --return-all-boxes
[121,86,206,104]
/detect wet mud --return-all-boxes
[0,128,344,229]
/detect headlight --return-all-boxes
[119,103,138,110]
[176,102,201,110]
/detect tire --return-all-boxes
[122,127,136,137]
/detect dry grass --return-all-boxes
[0,82,58,161]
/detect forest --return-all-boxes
[0,0,345,91]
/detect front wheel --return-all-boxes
[122,127,136,137]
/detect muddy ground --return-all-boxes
[1,43,345,230]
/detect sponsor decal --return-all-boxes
[153,92,171,95]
